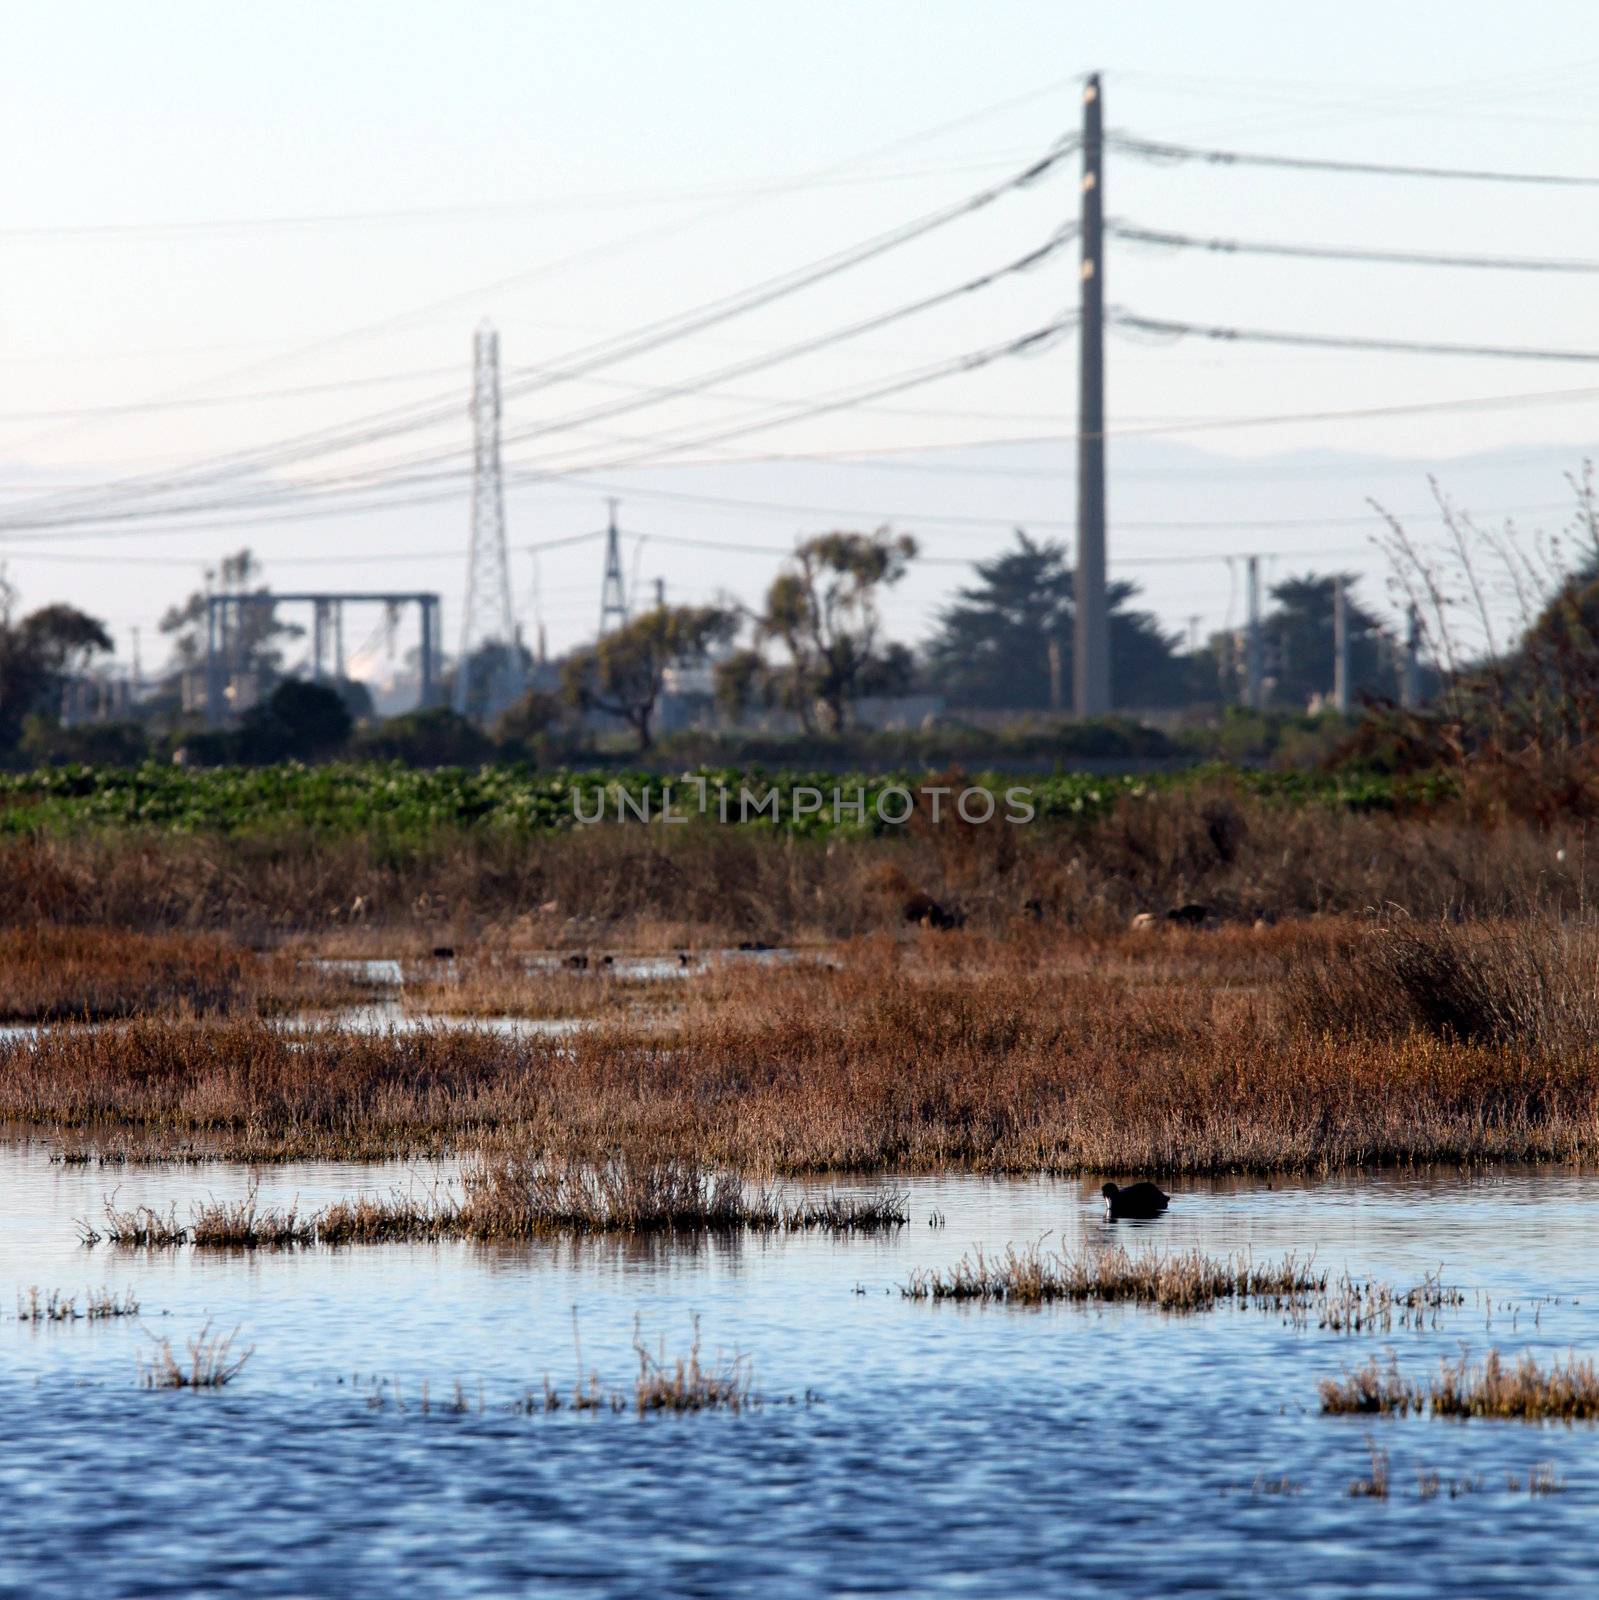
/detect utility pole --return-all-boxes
[1402,602,1421,709]
[1332,576,1349,714]
[455,324,523,719]
[654,577,666,611]
[1073,71,1110,719]
[599,498,628,635]
[1245,555,1263,710]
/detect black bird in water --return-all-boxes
[1101,1181,1170,1220]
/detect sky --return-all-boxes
[1,2,1596,688]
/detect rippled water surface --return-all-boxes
[4,1145,1599,1598]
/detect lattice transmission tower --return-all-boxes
[455,324,524,719]
[599,497,628,635]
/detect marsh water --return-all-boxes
[4,1144,1599,1599]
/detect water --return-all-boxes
[4,1144,1599,1598]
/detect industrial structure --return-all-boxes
[202,590,441,726]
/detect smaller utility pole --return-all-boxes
[1245,555,1263,710]
[1401,603,1422,709]
[654,577,666,611]
[1332,576,1349,714]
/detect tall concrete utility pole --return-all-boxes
[1245,555,1263,710]
[1332,576,1349,713]
[455,324,523,719]
[1073,72,1110,718]
[599,498,628,635]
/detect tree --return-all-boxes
[563,605,738,750]
[237,679,353,761]
[922,531,1194,710]
[758,530,916,732]
[493,685,564,750]
[159,549,299,690]
[0,583,114,754]
[353,707,494,767]
[450,639,534,725]
[1259,573,1395,708]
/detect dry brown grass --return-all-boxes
[87,1161,906,1245]
[139,1321,253,1389]
[12,915,1599,1175]
[1321,1349,1599,1421]
[1,788,1593,947]
[0,926,348,1023]
[16,1286,139,1321]
[902,1241,1326,1310]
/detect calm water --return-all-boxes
[4,1144,1599,1598]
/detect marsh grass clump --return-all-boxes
[631,1315,753,1414]
[17,1286,140,1322]
[95,1198,187,1248]
[314,1192,453,1245]
[902,1241,1326,1312]
[518,1314,761,1416]
[1347,1438,1390,1499]
[458,1153,781,1238]
[82,1158,905,1248]
[1431,1348,1599,1422]
[1319,1353,1421,1416]
[778,1189,909,1231]
[1322,1349,1599,1421]
[138,1321,252,1389]
[1319,1269,1465,1335]
[188,1186,314,1249]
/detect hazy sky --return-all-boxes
[1,3,1596,679]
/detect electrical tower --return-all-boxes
[599,498,628,634]
[455,324,523,720]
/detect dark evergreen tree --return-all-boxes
[923,531,1194,710]
[1262,573,1395,708]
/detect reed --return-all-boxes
[94,1198,187,1248]
[188,1186,314,1249]
[14,1286,137,1322]
[631,1315,752,1414]
[90,1162,909,1247]
[902,1242,1326,1311]
[1347,1438,1390,1499]
[138,1321,253,1389]
[1321,1349,1599,1421]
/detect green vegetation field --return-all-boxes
[0,762,1454,839]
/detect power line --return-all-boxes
[1109,222,1599,275]
[0,366,464,425]
[0,154,1036,241]
[1113,312,1599,364]
[2,133,1076,530]
[1106,132,1599,186]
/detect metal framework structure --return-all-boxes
[454,324,523,720]
[599,497,628,635]
[204,590,441,726]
